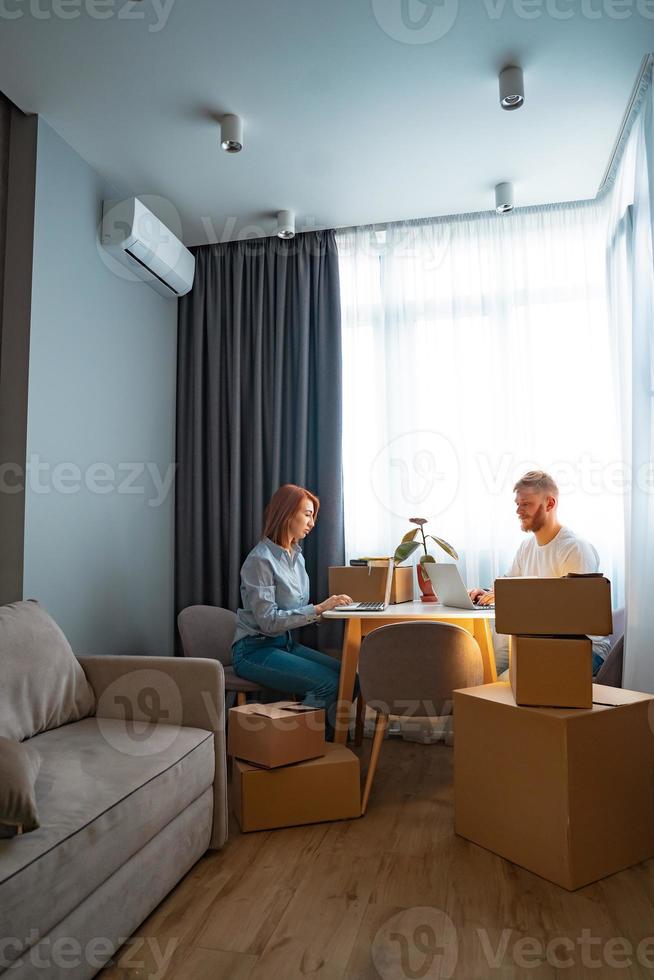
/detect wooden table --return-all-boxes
[323,602,497,744]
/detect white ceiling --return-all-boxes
[0,1,651,245]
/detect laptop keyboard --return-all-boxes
[355,602,385,611]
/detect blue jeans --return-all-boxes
[592,651,604,676]
[232,632,356,740]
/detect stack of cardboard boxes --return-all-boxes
[229,702,361,832]
[455,576,654,890]
[499,575,613,710]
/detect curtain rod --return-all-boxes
[598,52,653,194]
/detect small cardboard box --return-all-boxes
[494,576,613,636]
[328,564,413,604]
[509,635,593,709]
[454,682,654,890]
[232,743,361,832]
[228,701,325,769]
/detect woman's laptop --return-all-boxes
[335,559,394,612]
[426,563,494,610]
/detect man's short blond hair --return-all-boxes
[513,470,559,499]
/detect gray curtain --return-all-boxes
[175,230,344,649]
[0,97,36,606]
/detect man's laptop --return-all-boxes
[426,562,495,610]
[335,559,394,612]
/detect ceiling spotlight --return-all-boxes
[277,210,295,239]
[495,182,514,214]
[499,65,524,110]
[221,114,243,153]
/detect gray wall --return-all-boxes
[23,118,178,655]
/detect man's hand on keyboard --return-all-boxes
[476,590,495,607]
[469,587,495,606]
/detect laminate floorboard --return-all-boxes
[98,738,654,980]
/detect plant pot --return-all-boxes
[416,562,438,603]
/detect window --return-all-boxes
[337,204,624,598]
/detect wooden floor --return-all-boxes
[100,738,654,980]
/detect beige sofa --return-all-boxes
[0,600,227,980]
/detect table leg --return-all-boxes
[334,617,361,744]
[473,617,497,683]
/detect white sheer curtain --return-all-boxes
[336,202,624,600]
[605,57,654,690]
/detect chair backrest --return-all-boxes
[595,636,623,687]
[595,607,625,688]
[358,621,483,717]
[608,607,625,650]
[177,605,237,667]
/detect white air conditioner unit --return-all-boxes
[101,197,195,298]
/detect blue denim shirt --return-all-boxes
[233,537,319,644]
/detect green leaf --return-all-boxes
[419,553,436,564]
[426,535,459,561]
[393,540,421,565]
[400,529,419,544]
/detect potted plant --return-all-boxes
[393,518,459,603]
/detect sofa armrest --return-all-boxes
[78,655,228,849]
[78,655,224,729]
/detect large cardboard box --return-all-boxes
[232,743,361,831]
[328,564,413,604]
[509,635,593,709]
[228,701,325,768]
[494,576,613,636]
[454,682,654,890]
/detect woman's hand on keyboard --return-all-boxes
[316,594,353,614]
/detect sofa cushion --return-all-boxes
[0,718,214,967]
[0,601,95,741]
[5,791,214,980]
[0,738,41,838]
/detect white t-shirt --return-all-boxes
[504,526,609,662]
[506,526,600,578]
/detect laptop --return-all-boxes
[335,559,395,612]
[425,563,495,610]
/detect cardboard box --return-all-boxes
[328,564,414,604]
[232,743,361,831]
[509,635,593,709]
[494,576,613,636]
[454,682,654,890]
[228,701,325,769]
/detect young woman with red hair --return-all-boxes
[232,484,354,740]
